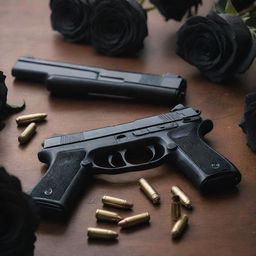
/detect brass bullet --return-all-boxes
[87,227,118,240]
[138,178,160,204]
[171,195,181,222]
[102,195,133,210]
[118,212,150,228]
[171,186,193,209]
[95,209,123,223]
[16,113,47,126]
[18,122,37,144]
[171,215,188,239]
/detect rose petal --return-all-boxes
[50,0,94,43]
[176,12,255,82]
[0,167,22,191]
[0,168,40,256]
[231,0,255,11]
[150,0,202,21]
[91,0,148,56]
[240,92,256,152]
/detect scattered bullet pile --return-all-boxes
[87,193,150,240]
[87,179,193,241]
[16,113,47,144]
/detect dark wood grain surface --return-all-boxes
[0,1,256,255]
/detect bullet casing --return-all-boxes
[18,122,37,144]
[102,195,133,209]
[171,195,181,222]
[95,209,123,223]
[172,215,188,239]
[171,186,192,209]
[16,113,47,126]
[118,212,150,228]
[138,178,160,204]
[87,227,118,240]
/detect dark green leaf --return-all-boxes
[225,0,238,14]
[213,0,228,13]
[137,0,145,5]
[250,30,256,41]
[246,11,256,27]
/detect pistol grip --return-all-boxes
[30,149,89,220]
[169,120,241,193]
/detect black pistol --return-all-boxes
[12,56,186,104]
[30,105,241,220]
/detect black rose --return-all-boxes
[0,167,40,256]
[50,0,95,43]
[176,12,256,82]
[0,72,25,129]
[240,92,256,152]
[0,72,7,115]
[90,0,148,56]
[149,0,202,21]
[231,0,255,12]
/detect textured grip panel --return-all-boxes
[168,120,241,192]
[31,150,86,201]
[173,134,230,175]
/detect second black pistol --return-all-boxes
[12,56,186,104]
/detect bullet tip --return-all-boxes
[117,219,126,227]
[111,232,119,238]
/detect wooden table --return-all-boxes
[0,1,256,255]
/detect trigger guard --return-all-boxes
[123,145,157,165]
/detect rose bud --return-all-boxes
[0,167,40,256]
[50,0,95,43]
[149,0,202,21]
[231,0,255,12]
[176,12,256,82]
[240,92,256,152]
[90,0,148,56]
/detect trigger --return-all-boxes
[148,145,156,160]
[108,152,127,167]
[108,155,116,168]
